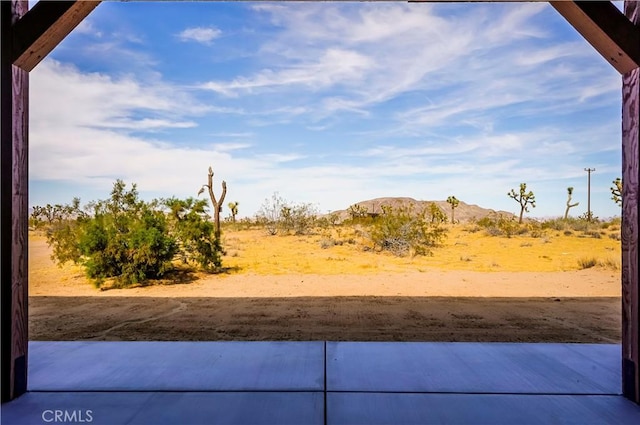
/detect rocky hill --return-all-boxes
[331,197,514,223]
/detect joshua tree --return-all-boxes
[228,201,239,223]
[564,187,579,220]
[611,178,622,207]
[428,202,447,224]
[446,196,460,224]
[508,183,536,224]
[198,166,227,239]
[347,204,368,219]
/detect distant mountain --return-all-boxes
[330,197,515,223]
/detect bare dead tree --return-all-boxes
[198,166,227,239]
[564,187,579,220]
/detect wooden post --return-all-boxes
[622,0,640,405]
[622,0,640,404]
[1,0,29,403]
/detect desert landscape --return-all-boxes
[29,207,622,343]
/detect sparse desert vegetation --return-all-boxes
[217,210,620,275]
[30,185,622,343]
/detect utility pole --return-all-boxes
[584,168,595,222]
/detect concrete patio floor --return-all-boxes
[2,341,640,424]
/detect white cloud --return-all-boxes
[29,3,623,219]
[197,2,618,132]
[29,58,314,214]
[31,59,210,131]
[74,19,102,38]
[177,27,222,44]
[201,48,372,96]
[211,143,252,152]
[95,119,197,131]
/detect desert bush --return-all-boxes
[257,193,286,235]
[31,199,87,231]
[541,216,615,234]
[464,224,482,233]
[578,257,598,269]
[428,202,448,224]
[541,218,569,232]
[316,212,341,229]
[484,226,502,237]
[528,223,546,238]
[581,230,602,239]
[347,204,369,219]
[577,256,620,270]
[476,214,520,238]
[368,205,447,257]
[164,197,223,272]
[601,257,621,270]
[45,180,223,288]
[46,181,178,287]
[236,217,256,230]
[320,238,336,249]
[257,193,318,235]
[577,212,599,223]
[288,204,318,235]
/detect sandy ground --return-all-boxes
[29,238,621,343]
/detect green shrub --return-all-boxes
[477,214,520,238]
[80,205,177,287]
[369,205,447,257]
[541,218,567,231]
[428,202,447,224]
[45,180,223,288]
[164,197,223,272]
[541,216,611,234]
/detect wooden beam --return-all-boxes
[622,0,640,405]
[11,0,100,72]
[551,1,640,75]
[1,0,29,402]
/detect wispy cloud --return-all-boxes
[201,48,371,96]
[29,58,309,206]
[177,26,222,44]
[30,3,623,219]
[211,143,252,152]
[198,2,617,128]
[74,19,103,38]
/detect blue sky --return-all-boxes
[29,2,624,219]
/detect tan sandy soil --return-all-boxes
[29,237,621,343]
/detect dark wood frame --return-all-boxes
[1,0,639,404]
